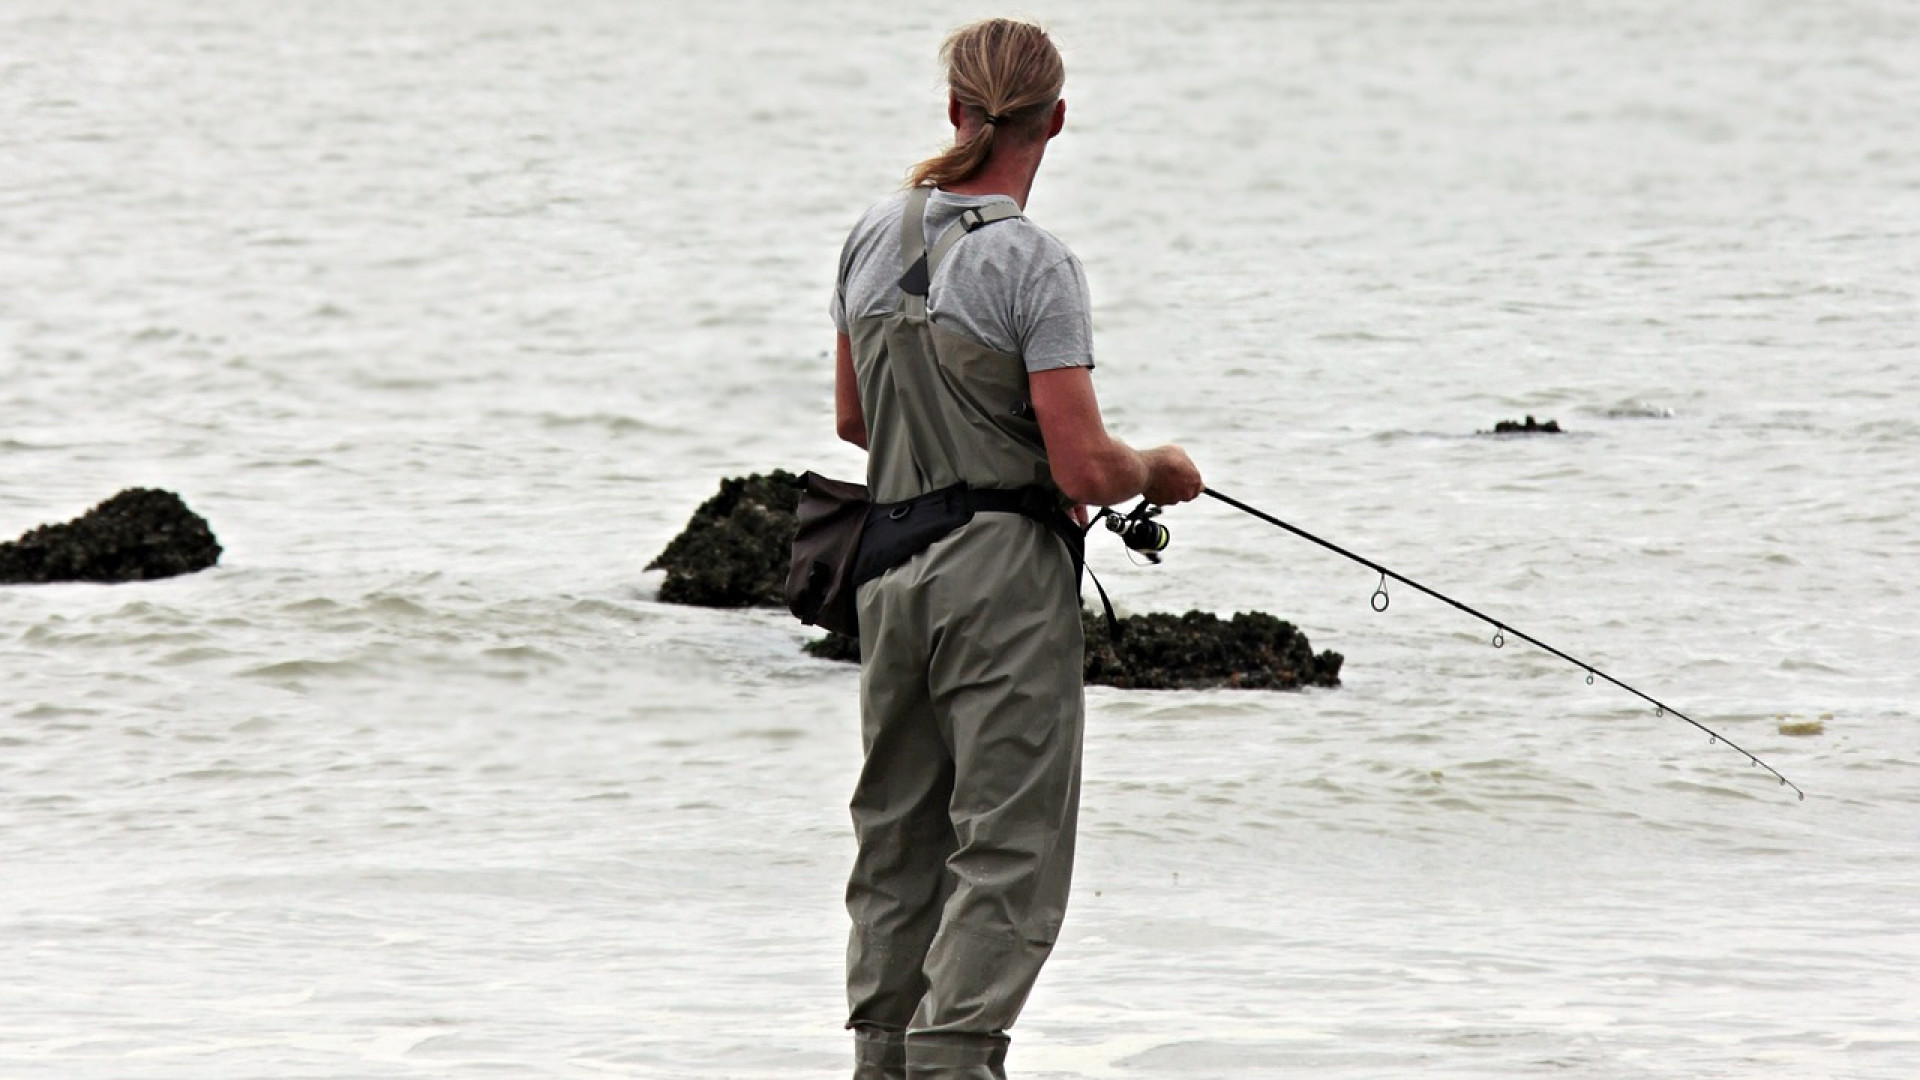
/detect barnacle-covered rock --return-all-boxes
[1,488,221,585]
[647,471,800,607]
[1082,609,1341,690]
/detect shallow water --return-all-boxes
[4,1,1917,1077]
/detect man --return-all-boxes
[829,18,1203,1080]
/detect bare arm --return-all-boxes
[834,332,866,449]
[1030,365,1201,507]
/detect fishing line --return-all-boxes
[1199,486,1804,801]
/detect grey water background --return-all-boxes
[4,0,1917,1076]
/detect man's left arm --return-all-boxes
[835,332,867,449]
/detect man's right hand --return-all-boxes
[1142,445,1204,505]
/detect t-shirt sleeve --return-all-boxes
[1015,253,1095,373]
[831,191,911,337]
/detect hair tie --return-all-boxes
[984,112,1008,126]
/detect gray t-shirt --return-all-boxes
[831,188,1094,372]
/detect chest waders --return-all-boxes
[844,186,1087,1080]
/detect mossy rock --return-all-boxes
[1082,609,1341,690]
[647,471,799,608]
[805,609,1341,692]
[1,488,222,585]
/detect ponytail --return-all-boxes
[906,19,1065,190]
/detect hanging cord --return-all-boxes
[1201,487,1804,801]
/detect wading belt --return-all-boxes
[849,482,1083,591]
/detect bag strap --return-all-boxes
[1084,564,1122,645]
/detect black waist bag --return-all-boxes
[785,471,870,637]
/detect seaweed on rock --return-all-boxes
[646,471,799,607]
[1082,609,1341,690]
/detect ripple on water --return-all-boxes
[157,645,237,665]
[238,658,371,684]
[165,767,296,783]
[13,703,104,722]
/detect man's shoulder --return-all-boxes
[997,216,1076,264]
[961,214,1080,287]
[925,195,1073,268]
[849,189,912,238]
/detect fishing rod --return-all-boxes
[1102,489,1804,800]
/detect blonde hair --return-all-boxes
[906,18,1065,189]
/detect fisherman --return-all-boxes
[829,18,1204,1080]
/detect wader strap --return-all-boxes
[898,186,933,319]
[898,186,932,272]
[927,202,1023,271]
[896,193,1023,313]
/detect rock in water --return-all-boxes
[804,630,861,663]
[807,610,1343,692]
[1082,610,1342,690]
[1489,415,1562,434]
[0,488,222,584]
[647,471,800,607]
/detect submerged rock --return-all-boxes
[805,610,1342,692]
[1488,415,1563,435]
[0,488,221,584]
[647,471,800,607]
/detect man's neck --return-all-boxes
[940,139,1045,209]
